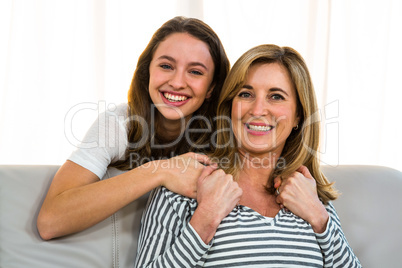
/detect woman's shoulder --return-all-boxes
[148,187,197,218]
[106,103,128,117]
[324,201,337,213]
[323,201,342,225]
[152,187,197,209]
[160,187,195,203]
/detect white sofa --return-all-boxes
[0,165,401,268]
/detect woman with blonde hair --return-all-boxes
[135,44,361,267]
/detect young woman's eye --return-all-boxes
[190,70,203,75]
[160,64,172,70]
[271,94,285,101]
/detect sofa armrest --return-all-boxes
[0,165,147,268]
[104,167,149,268]
[322,165,402,268]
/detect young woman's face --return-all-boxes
[231,62,299,157]
[148,32,215,123]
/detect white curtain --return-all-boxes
[1,0,401,171]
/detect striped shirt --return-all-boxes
[135,187,361,268]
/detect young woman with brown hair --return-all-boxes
[37,16,230,240]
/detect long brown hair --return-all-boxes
[112,16,230,170]
[212,44,338,204]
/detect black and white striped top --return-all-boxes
[135,187,361,268]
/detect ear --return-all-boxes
[293,116,301,129]
[206,84,215,99]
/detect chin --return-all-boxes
[241,146,271,155]
[157,108,185,120]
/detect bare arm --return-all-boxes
[37,153,213,240]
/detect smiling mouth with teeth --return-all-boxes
[163,92,189,102]
[246,123,273,132]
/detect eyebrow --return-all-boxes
[156,55,209,70]
[242,84,290,97]
[270,87,289,97]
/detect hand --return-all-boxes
[190,168,243,243]
[157,152,217,199]
[274,166,329,233]
[196,169,243,219]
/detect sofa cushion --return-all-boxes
[0,165,148,268]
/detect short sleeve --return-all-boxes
[68,103,128,179]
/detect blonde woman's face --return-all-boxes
[231,62,299,157]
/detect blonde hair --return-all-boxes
[212,44,338,204]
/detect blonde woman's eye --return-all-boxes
[271,94,285,100]
[238,92,252,98]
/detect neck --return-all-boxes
[236,150,282,217]
[237,150,280,185]
[156,113,189,141]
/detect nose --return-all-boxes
[168,70,186,90]
[249,96,268,117]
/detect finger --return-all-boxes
[273,176,282,189]
[275,194,282,205]
[297,165,313,180]
[236,186,243,199]
[187,153,217,167]
[275,186,281,196]
[234,188,243,206]
[230,181,242,196]
[230,184,243,206]
[197,165,217,184]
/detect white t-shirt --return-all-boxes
[68,103,129,179]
